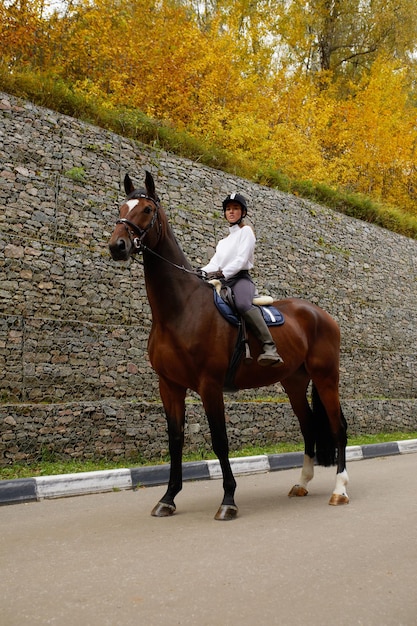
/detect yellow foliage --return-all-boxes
[326,58,417,213]
[1,0,417,214]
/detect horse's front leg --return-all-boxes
[151,378,186,517]
[202,385,238,521]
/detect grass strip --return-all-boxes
[1,431,416,481]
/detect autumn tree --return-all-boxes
[276,0,417,80]
[326,57,417,211]
[0,0,43,67]
[1,0,417,213]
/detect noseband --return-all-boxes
[116,193,161,252]
[114,193,198,275]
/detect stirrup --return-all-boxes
[257,352,283,367]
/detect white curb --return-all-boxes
[346,446,364,461]
[36,469,132,499]
[207,455,270,479]
[397,438,417,454]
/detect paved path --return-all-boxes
[2,454,417,625]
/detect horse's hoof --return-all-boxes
[328,493,349,506]
[151,501,176,517]
[214,505,238,521]
[288,484,308,497]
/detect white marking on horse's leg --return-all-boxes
[298,454,314,489]
[328,469,350,505]
[333,469,349,496]
[288,455,314,497]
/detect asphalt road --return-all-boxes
[2,454,417,626]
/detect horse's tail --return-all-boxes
[312,383,347,467]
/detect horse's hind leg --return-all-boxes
[282,372,316,498]
[311,381,349,505]
[151,377,186,517]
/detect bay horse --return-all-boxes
[109,171,349,520]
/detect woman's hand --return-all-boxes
[196,268,207,280]
[206,270,225,280]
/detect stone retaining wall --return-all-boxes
[1,92,416,465]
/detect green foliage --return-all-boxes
[255,166,291,192]
[288,179,417,238]
[64,166,86,182]
[0,70,95,119]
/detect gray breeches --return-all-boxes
[225,276,256,314]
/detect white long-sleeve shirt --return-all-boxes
[202,224,255,280]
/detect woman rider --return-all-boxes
[201,193,283,367]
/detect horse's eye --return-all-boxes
[144,206,152,214]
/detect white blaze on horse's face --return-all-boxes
[109,199,143,261]
[125,199,139,214]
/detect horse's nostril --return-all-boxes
[109,237,129,261]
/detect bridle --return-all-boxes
[115,193,199,275]
[116,193,161,252]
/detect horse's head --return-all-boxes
[109,171,161,261]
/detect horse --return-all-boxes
[108,171,349,520]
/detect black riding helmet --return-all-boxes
[222,193,248,220]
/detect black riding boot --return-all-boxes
[242,307,284,367]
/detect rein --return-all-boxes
[138,242,199,275]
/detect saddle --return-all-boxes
[209,280,284,392]
[210,281,284,327]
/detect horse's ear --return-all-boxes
[124,174,135,196]
[145,170,156,199]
